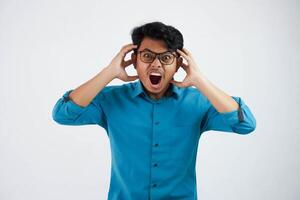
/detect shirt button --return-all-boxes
[155,121,160,125]
[154,143,159,147]
[153,163,158,167]
[152,184,157,187]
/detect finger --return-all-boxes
[120,45,138,58]
[182,48,192,56]
[121,43,137,50]
[125,75,139,82]
[181,62,189,70]
[178,63,189,74]
[119,44,138,60]
[170,79,185,88]
[123,59,133,67]
[177,49,189,62]
[122,44,138,53]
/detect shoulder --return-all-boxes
[96,82,135,99]
[179,86,209,107]
[181,86,205,99]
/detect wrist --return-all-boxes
[104,65,119,80]
[194,73,208,90]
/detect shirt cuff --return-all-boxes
[62,89,87,115]
[219,96,245,125]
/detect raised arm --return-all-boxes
[52,44,138,126]
[171,47,256,134]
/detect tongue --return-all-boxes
[149,75,162,85]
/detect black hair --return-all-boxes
[131,21,184,55]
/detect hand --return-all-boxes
[170,48,204,88]
[106,44,139,82]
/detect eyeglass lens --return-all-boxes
[140,51,175,65]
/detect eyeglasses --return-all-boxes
[137,49,179,65]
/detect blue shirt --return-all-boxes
[52,80,256,200]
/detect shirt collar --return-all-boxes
[131,80,180,100]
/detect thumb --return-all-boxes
[126,75,139,82]
[170,79,184,87]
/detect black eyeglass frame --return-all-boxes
[136,49,180,65]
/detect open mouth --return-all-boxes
[150,75,161,85]
[149,74,162,85]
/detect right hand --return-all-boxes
[106,43,139,82]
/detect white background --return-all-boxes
[1,0,299,199]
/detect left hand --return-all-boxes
[170,48,204,88]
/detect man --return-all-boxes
[52,21,256,200]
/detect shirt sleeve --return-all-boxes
[52,89,107,129]
[200,96,256,135]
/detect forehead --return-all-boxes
[139,37,168,53]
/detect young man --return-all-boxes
[52,21,256,200]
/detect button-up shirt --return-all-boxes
[52,80,256,200]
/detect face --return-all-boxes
[131,37,182,100]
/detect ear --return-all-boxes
[176,57,183,72]
[131,53,137,69]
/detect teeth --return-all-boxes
[150,72,162,76]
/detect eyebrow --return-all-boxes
[141,48,171,54]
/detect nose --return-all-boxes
[150,55,162,68]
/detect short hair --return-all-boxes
[131,21,184,55]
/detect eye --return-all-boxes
[161,54,172,61]
[142,52,154,59]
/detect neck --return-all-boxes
[145,83,172,100]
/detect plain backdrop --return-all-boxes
[1,0,299,199]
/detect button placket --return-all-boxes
[150,103,161,193]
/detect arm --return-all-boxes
[171,48,256,134]
[68,67,115,107]
[199,93,256,135]
[52,44,138,126]
[51,68,114,127]
[194,74,239,113]
[194,72,256,135]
